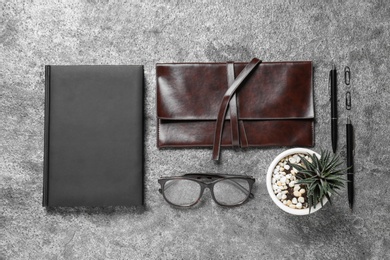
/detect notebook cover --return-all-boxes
[43,65,144,207]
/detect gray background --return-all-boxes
[1,0,389,259]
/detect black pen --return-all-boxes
[330,65,338,153]
[346,117,354,210]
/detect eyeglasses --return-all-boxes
[158,173,255,208]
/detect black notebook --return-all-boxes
[43,65,144,207]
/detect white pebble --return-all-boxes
[286,200,292,206]
[299,189,306,194]
[298,197,305,203]
[293,155,301,163]
[294,185,301,191]
[286,174,292,179]
[282,194,287,200]
[280,177,286,183]
[293,191,301,197]
[284,164,290,170]
[289,204,296,209]
[289,157,296,164]
[289,181,296,187]
[296,203,303,209]
[292,198,298,204]
[276,193,283,200]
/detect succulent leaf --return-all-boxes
[289,150,348,211]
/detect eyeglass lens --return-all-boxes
[213,179,250,205]
[163,179,201,207]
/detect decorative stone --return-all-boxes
[293,155,301,163]
[293,191,301,197]
[271,152,312,210]
[289,157,296,164]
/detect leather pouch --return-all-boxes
[156,58,314,160]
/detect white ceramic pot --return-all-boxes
[266,148,328,215]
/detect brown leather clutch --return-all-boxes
[156,58,314,161]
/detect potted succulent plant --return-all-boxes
[266,148,347,215]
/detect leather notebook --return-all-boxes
[156,59,314,160]
[43,65,144,206]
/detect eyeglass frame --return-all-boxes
[158,173,255,208]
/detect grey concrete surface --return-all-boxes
[1,0,389,259]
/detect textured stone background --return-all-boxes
[1,0,390,259]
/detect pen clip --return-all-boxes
[346,91,352,110]
[344,66,351,86]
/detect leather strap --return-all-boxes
[239,121,249,148]
[212,58,262,160]
[227,62,240,147]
